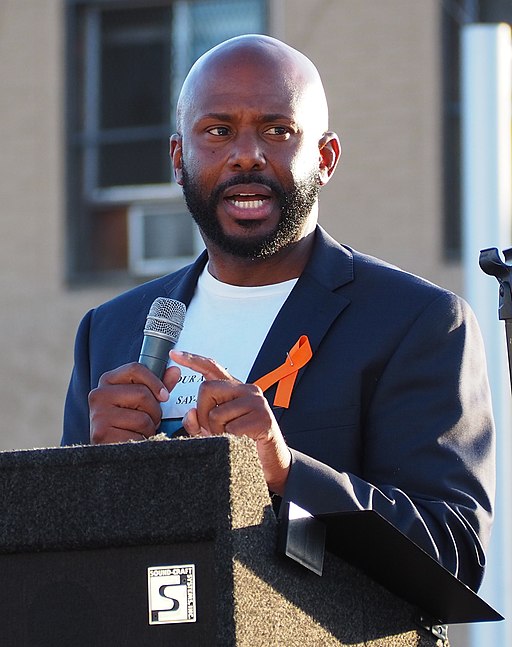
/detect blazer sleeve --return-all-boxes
[284,291,495,592]
[62,309,94,446]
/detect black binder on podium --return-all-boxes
[280,510,503,625]
[324,509,501,624]
[279,502,502,626]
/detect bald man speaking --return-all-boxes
[63,35,495,593]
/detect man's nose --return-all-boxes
[228,131,266,171]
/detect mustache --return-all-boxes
[210,174,285,203]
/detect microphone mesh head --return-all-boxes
[143,298,186,343]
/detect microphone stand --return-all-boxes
[479,247,512,390]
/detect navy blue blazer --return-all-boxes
[63,226,495,591]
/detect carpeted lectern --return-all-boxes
[0,436,500,646]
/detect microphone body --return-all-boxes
[138,298,186,379]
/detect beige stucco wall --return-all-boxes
[274,0,462,292]
[0,0,118,452]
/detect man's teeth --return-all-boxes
[230,195,265,209]
[232,199,264,209]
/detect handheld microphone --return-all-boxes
[138,297,187,379]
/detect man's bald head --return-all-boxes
[176,34,329,135]
[169,34,341,265]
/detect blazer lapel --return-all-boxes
[247,227,354,417]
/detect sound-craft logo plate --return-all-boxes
[148,564,196,625]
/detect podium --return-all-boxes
[0,436,501,646]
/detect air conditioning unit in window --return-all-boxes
[128,201,202,277]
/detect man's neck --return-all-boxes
[205,229,316,287]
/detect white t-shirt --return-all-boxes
[160,266,297,435]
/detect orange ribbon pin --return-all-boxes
[254,335,313,408]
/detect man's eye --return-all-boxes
[265,126,290,137]
[207,126,230,136]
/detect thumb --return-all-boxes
[182,407,211,437]
[162,365,181,395]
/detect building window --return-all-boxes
[442,0,512,259]
[65,0,267,284]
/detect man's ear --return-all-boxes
[318,131,341,186]
[170,134,183,185]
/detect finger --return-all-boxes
[89,383,163,427]
[214,401,274,439]
[99,362,169,402]
[182,408,211,437]
[195,382,263,436]
[90,406,158,444]
[182,407,200,435]
[170,350,239,383]
[162,365,181,393]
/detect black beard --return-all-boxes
[180,166,320,260]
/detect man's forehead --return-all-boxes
[177,36,328,131]
[189,55,310,104]
[192,52,298,93]
[190,82,298,114]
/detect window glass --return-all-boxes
[98,6,173,187]
[189,0,266,60]
[99,140,169,187]
[100,8,172,130]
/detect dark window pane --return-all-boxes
[100,7,172,129]
[99,140,169,187]
[480,0,512,23]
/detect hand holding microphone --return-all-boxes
[89,298,186,444]
[88,297,290,493]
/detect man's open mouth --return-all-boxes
[223,184,274,216]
